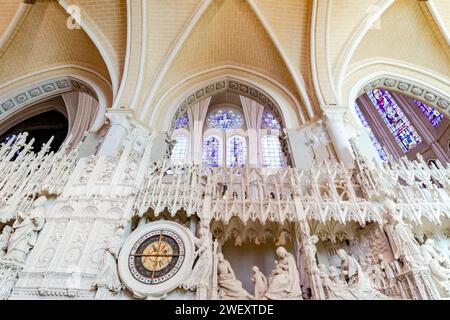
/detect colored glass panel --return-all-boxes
[207,109,243,130]
[175,112,189,129]
[367,89,422,152]
[413,99,443,128]
[226,136,247,167]
[203,136,223,167]
[261,110,281,130]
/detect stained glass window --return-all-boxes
[226,136,247,167]
[367,88,422,152]
[354,103,387,161]
[207,109,243,130]
[170,135,189,163]
[261,110,281,130]
[261,135,285,168]
[413,99,443,128]
[203,135,223,167]
[175,112,189,129]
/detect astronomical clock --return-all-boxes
[118,221,195,298]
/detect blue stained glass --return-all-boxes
[203,136,223,167]
[226,136,247,167]
[367,89,422,152]
[413,100,443,128]
[354,102,387,161]
[175,112,189,129]
[207,109,243,130]
[261,110,281,130]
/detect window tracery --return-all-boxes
[261,135,285,168]
[207,109,243,130]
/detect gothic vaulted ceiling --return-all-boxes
[0,0,449,127]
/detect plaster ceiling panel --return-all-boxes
[0,0,110,86]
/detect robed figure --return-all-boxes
[264,247,302,300]
[93,226,125,299]
[217,253,253,300]
[183,226,213,298]
[337,249,388,300]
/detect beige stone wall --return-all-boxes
[64,0,127,78]
[0,0,21,39]
[0,1,110,86]
[349,0,450,77]
[150,0,301,119]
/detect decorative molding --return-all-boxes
[357,76,450,118]
[0,76,98,119]
[171,78,284,131]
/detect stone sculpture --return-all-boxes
[264,247,302,300]
[382,199,423,269]
[251,266,267,300]
[217,253,252,300]
[183,226,213,298]
[337,249,389,300]
[2,196,46,264]
[420,239,450,296]
[0,226,12,257]
[92,225,125,299]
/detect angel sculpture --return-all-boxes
[182,226,213,298]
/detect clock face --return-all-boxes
[118,221,195,297]
[128,229,185,285]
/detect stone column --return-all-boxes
[323,108,356,168]
[188,98,211,164]
[240,96,264,167]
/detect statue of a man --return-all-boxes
[378,254,395,286]
[217,253,253,300]
[251,266,267,300]
[183,226,213,296]
[92,225,125,299]
[3,196,46,264]
[0,226,13,257]
[304,235,319,265]
[382,199,423,268]
[264,247,302,300]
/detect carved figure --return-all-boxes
[251,266,267,300]
[217,253,252,300]
[378,254,395,287]
[183,226,213,294]
[420,239,450,296]
[3,196,46,264]
[0,226,12,257]
[337,249,389,300]
[264,247,302,300]
[382,199,423,268]
[92,225,125,299]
